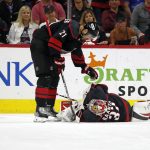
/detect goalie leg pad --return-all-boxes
[132,101,150,121]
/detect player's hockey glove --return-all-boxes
[81,66,98,80]
[54,57,65,74]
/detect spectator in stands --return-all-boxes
[31,0,41,8]
[130,0,150,40]
[110,14,137,45]
[91,0,131,26]
[90,0,109,26]
[32,0,66,25]
[0,17,8,43]
[54,0,68,14]
[72,0,91,22]
[80,9,108,45]
[130,0,144,11]
[21,0,33,8]
[101,0,131,33]
[0,0,23,33]
[123,0,132,16]
[7,5,38,44]
[144,24,150,44]
[39,5,59,28]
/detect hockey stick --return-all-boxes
[60,72,70,98]
[57,93,77,101]
[60,71,76,120]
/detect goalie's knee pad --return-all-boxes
[132,101,150,121]
[37,75,59,88]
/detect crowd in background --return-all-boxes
[0,0,150,45]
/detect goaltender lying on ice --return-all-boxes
[35,84,150,122]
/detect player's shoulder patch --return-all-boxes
[68,20,80,39]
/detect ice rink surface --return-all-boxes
[0,114,150,150]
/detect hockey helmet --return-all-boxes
[81,22,100,42]
[87,99,108,116]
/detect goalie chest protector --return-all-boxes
[81,84,132,122]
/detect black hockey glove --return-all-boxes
[54,57,65,74]
[81,66,98,79]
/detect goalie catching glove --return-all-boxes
[54,57,65,74]
[82,66,98,79]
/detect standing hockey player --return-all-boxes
[30,19,99,122]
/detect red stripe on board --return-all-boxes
[0,44,30,48]
[0,44,150,49]
[82,44,150,49]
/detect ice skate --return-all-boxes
[46,105,61,122]
[45,105,57,117]
[33,106,48,123]
[34,105,60,122]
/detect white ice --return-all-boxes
[0,114,150,150]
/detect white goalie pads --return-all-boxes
[56,101,84,122]
[132,100,150,121]
[56,84,93,122]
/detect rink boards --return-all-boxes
[0,45,150,113]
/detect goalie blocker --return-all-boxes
[57,84,150,122]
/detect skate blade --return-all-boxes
[33,116,48,123]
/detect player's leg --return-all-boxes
[34,76,59,122]
[33,55,60,121]
[30,39,59,122]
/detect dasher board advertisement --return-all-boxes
[0,47,150,100]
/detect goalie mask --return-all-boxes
[81,22,100,42]
[87,99,108,116]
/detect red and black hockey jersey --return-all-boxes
[32,19,86,69]
[79,84,132,122]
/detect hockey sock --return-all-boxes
[35,97,47,107]
[35,87,56,107]
[46,88,57,107]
